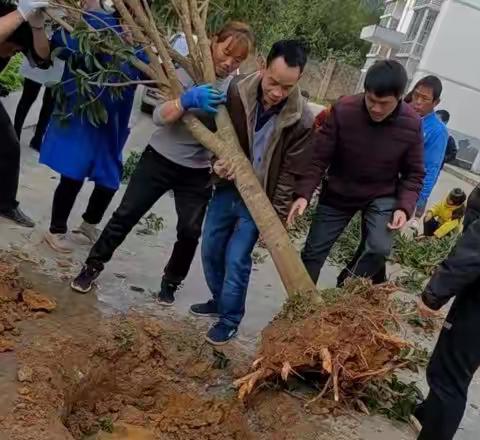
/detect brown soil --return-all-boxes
[235,280,409,403]
[0,262,412,440]
[0,261,56,352]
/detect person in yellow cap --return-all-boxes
[423,188,466,238]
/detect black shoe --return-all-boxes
[0,207,35,228]
[157,279,179,307]
[189,300,219,317]
[71,265,101,294]
[205,322,238,346]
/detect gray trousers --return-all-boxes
[301,197,396,285]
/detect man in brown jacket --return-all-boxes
[190,40,314,345]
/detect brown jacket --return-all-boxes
[224,72,314,220]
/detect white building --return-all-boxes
[358,0,480,173]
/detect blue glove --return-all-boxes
[180,84,226,113]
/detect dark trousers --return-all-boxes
[50,175,116,234]
[416,292,480,440]
[14,78,55,150]
[0,101,20,212]
[87,146,212,285]
[302,197,395,285]
[423,217,441,237]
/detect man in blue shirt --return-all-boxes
[410,76,449,222]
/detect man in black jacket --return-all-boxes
[415,187,480,440]
[0,0,49,227]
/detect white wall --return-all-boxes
[412,0,480,140]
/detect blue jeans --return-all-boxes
[201,186,259,328]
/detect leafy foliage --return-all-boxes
[0,54,23,92]
[327,213,362,267]
[121,150,142,183]
[395,269,429,294]
[136,212,165,235]
[391,234,459,275]
[361,375,424,422]
[152,0,381,65]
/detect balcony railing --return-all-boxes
[413,0,444,11]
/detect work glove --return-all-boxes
[180,84,225,114]
[17,0,49,20]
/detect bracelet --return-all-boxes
[174,98,183,112]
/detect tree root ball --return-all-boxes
[235,279,410,402]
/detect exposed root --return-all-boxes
[235,279,409,403]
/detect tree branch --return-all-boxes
[188,0,215,82]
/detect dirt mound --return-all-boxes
[0,261,56,352]
[235,280,409,403]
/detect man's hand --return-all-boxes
[388,209,407,230]
[27,10,45,28]
[287,197,308,227]
[213,159,235,180]
[18,0,49,20]
[416,297,441,319]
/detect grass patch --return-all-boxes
[0,54,23,92]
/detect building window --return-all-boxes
[405,9,425,41]
[417,10,438,46]
[384,2,396,15]
[379,17,390,27]
[368,44,381,55]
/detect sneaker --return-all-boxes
[0,207,35,228]
[156,279,179,307]
[189,300,219,317]
[43,231,73,253]
[73,221,101,243]
[71,265,101,294]
[205,322,238,346]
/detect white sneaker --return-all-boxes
[409,218,420,230]
[73,221,101,243]
[43,231,73,253]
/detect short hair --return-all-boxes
[266,39,308,73]
[364,60,408,99]
[436,109,450,124]
[0,1,33,50]
[413,75,443,101]
[214,21,255,58]
[448,188,467,206]
[301,90,310,99]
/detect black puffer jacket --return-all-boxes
[464,184,480,230]
[422,215,480,310]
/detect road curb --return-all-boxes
[444,164,480,187]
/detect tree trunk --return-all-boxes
[183,112,318,298]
